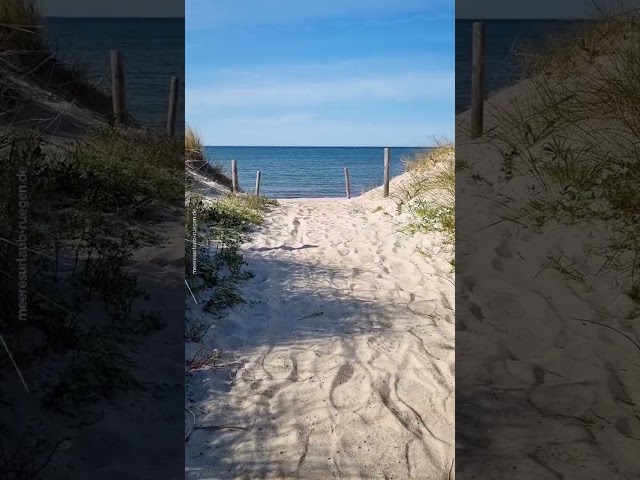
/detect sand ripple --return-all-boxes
[186,197,454,479]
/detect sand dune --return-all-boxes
[455,32,640,478]
[187,169,230,198]
[185,184,455,479]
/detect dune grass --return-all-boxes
[0,0,111,116]
[185,123,206,159]
[184,128,277,358]
[184,192,278,356]
[0,126,182,477]
[0,2,184,474]
[185,123,234,190]
[476,7,640,307]
[395,142,455,246]
[185,193,276,316]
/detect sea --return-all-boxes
[42,18,593,194]
[455,19,592,114]
[44,17,185,129]
[205,146,426,198]
[204,21,594,198]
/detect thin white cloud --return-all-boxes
[189,114,454,146]
[188,56,452,85]
[227,114,318,127]
[186,71,453,111]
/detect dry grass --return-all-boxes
[0,0,111,117]
[185,123,205,159]
[0,125,183,475]
[0,4,183,474]
[402,141,454,204]
[395,141,455,245]
[0,0,44,51]
[185,123,233,190]
[184,123,275,319]
[475,6,640,305]
[518,2,640,80]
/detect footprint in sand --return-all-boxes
[261,384,281,399]
[494,238,513,258]
[469,302,484,321]
[262,352,296,381]
[360,254,375,264]
[460,275,476,293]
[366,335,401,355]
[290,218,301,237]
[491,257,504,272]
[329,363,367,410]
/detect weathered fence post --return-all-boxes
[344,167,351,199]
[470,21,486,139]
[110,49,126,125]
[166,76,180,135]
[231,160,239,193]
[383,147,390,198]
[255,171,261,196]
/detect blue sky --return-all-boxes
[186,0,454,146]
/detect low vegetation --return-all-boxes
[392,142,455,265]
[184,129,277,365]
[0,127,182,479]
[185,124,233,190]
[1,127,182,395]
[0,0,111,116]
[479,8,640,308]
[0,2,183,476]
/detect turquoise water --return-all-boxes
[45,18,184,129]
[205,146,427,198]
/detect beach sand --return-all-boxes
[455,39,640,478]
[185,177,455,479]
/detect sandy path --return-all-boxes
[185,197,454,479]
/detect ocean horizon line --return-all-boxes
[45,16,184,20]
[455,18,594,22]
[205,145,432,149]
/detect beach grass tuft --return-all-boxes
[395,141,455,245]
[477,5,640,304]
[185,123,233,189]
[184,127,278,368]
[1,3,186,471]
[0,0,112,116]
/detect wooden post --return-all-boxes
[166,76,179,135]
[470,21,486,139]
[231,160,239,193]
[344,167,351,199]
[255,171,261,196]
[110,49,126,125]
[383,147,390,198]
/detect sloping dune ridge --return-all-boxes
[455,16,640,479]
